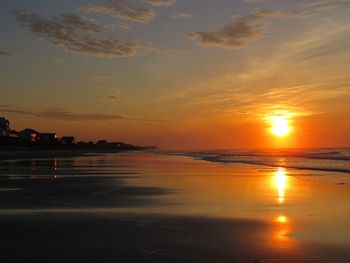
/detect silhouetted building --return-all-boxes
[0,117,10,137]
[62,136,75,145]
[77,141,88,147]
[9,130,19,138]
[39,133,58,143]
[108,142,124,149]
[19,129,39,142]
[96,140,108,148]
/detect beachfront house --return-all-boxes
[0,117,10,137]
[108,142,124,149]
[39,133,58,143]
[19,129,40,142]
[9,130,19,138]
[61,136,75,145]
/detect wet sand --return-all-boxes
[2,212,350,263]
[0,149,85,161]
[0,152,349,262]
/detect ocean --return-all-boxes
[177,148,350,184]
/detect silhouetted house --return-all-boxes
[39,133,58,143]
[62,136,75,145]
[0,117,10,137]
[96,140,108,148]
[77,141,88,147]
[19,129,39,142]
[108,142,124,149]
[9,130,19,138]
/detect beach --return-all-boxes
[0,151,349,262]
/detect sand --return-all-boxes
[0,152,349,262]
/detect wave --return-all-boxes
[170,148,350,175]
[198,155,350,174]
[186,148,350,161]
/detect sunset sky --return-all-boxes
[1,0,350,149]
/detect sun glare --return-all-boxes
[274,167,288,203]
[271,116,290,137]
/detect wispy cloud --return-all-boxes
[289,0,350,18]
[0,49,20,58]
[244,0,261,3]
[188,1,350,49]
[11,10,150,58]
[149,0,176,7]
[171,13,191,20]
[92,75,116,82]
[188,10,281,49]
[97,95,121,101]
[80,0,155,23]
[0,107,166,122]
[96,88,123,101]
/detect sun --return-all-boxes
[271,116,291,137]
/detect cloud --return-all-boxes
[188,10,281,49]
[0,49,20,58]
[11,10,146,58]
[81,0,155,23]
[38,110,127,121]
[0,108,165,122]
[171,13,191,20]
[244,0,261,3]
[92,75,116,82]
[284,0,350,20]
[149,0,176,6]
[96,88,123,101]
[97,95,120,100]
[188,1,350,50]
[0,108,34,116]
[287,23,350,63]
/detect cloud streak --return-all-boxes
[0,49,19,58]
[81,0,155,23]
[149,0,176,7]
[0,108,165,122]
[188,10,281,49]
[171,13,191,20]
[11,10,147,58]
[188,1,350,49]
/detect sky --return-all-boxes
[1,0,350,149]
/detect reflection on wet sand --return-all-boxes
[274,215,291,242]
[0,157,140,178]
[269,167,293,248]
[0,153,350,262]
[0,155,172,209]
[273,167,288,204]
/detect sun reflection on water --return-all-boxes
[270,167,295,247]
[276,215,288,224]
[274,215,291,243]
[274,167,288,204]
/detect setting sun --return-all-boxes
[271,116,291,137]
